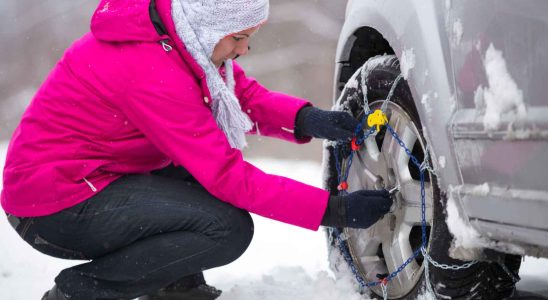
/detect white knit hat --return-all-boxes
[172,0,270,149]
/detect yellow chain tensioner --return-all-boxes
[367,109,388,132]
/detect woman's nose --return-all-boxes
[235,44,251,56]
[234,46,251,60]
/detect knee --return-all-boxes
[213,209,254,265]
[231,209,254,250]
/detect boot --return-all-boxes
[138,273,221,300]
[41,285,69,300]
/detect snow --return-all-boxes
[504,125,546,140]
[448,94,457,113]
[416,292,433,300]
[445,0,452,10]
[421,93,433,116]
[1,142,547,299]
[469,182,490,196]
[446,183,529,259]
[344,76,360,90]
[518,257,548,295]
[452,19,463,45]
[479,44,527,131]
[474,84,486,113]
[217,267,363,300]
[446,185,487,259]
[438,156,446,169]
[400,48,416,80]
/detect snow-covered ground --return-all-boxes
[0,141,547,299]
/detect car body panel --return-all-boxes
[448,0,548,255]
[336,0,548,258]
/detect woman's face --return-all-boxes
[211,26,259,68]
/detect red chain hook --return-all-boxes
[337,181,348,191]
[351,137,361,151]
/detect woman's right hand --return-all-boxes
[321,189,393,229]
[343,189,393,228]
[294,106,359,141]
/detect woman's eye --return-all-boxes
[232,36,245,42]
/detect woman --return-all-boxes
[1,0,393,299]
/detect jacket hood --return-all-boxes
[91,0,162,43]
[91,0,208,82]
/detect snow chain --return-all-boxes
[330,73,478,300]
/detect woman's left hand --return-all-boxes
[295,106,359,141]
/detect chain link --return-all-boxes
[498,260,520,283]
[423,256,435,298]
[381,74,403,112]
[421,248,478,270]
[420,148,438,176]
[381,282,388,300]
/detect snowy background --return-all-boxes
[1,1,548,299]
[0,142,547,299]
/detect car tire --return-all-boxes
[324,54,521,299]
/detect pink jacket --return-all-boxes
[1,0,329,230]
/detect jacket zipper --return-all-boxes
[161,39,173,52]
[149,0,171,52]
[83,177,97,192]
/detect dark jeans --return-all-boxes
[6,165,254,300]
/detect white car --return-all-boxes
[323,1,548,299]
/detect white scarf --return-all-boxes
[171,0,269,149]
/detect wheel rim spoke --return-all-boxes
[358,138,387,181]
[394,125,417,182]
[401,203,431,225]
[400,180,433,208]
[380,118,400,162]
[381,224,419,289]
